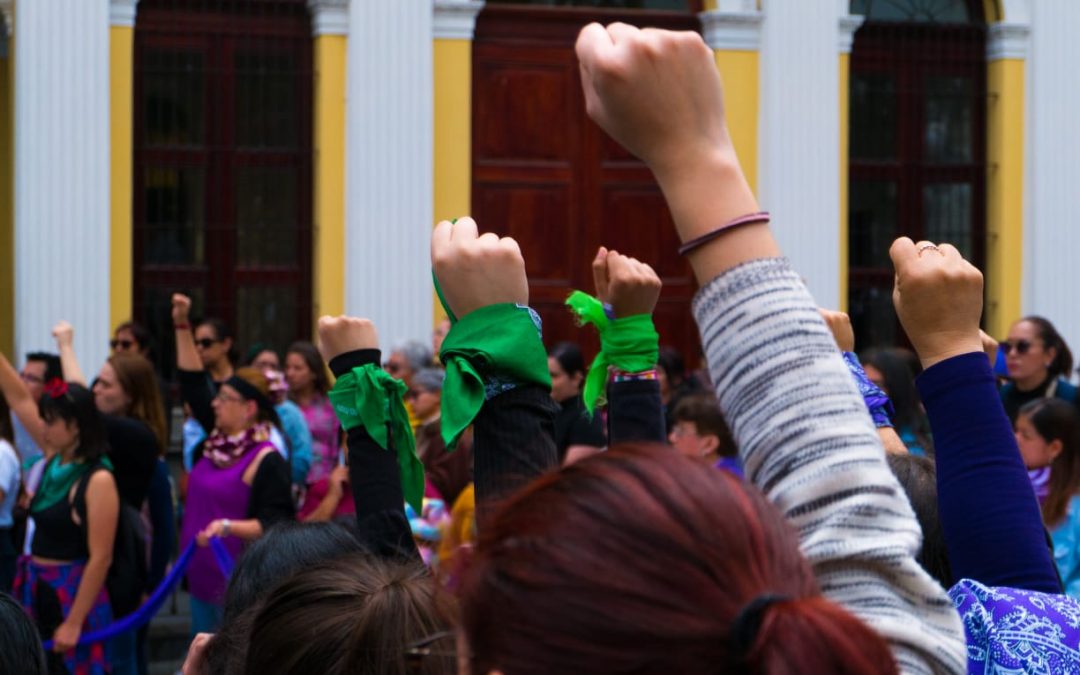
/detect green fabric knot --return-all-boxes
[438,303,552,450]
[328,363,424,513]
[565,290,660,415]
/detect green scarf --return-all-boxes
[328,364,425,514]
[31,454,115,513]
[438,303,552,450]
[565,291,660,415]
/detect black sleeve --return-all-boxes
[178,368,217,435]
[568,408,606,448]
[329,349,420,563]
[103,416,158,509]
[606,379,666,445]
[246,452,295,531]
[473,385,559,516]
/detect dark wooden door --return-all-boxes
[472,3,704,367]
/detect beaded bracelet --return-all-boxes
[611,368,658,383]
[678,211,771,256]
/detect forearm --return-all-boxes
[175,326,202,373]
[606,379,665,445]
[65,553,111,627]
[0,353,47,450]
[58,343,87,386]
[302,490,343,522]
[655,152,778,285]
[693,257,965,674]
[473,385,558,512]
[224,518,262,541]
[917,352,1060,593]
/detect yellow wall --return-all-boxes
[312,35,347,322]
[713,50,759,195]
[838,52,851,312]
[433,38,472,323]
[0,43,13,357]
[985,57,1025,339]
[109,26,135,331]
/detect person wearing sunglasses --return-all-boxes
[171,294,294,638]
[999,316,1077,424]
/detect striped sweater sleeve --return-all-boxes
[691,258,965,675]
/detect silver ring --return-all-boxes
[917,243,943,256]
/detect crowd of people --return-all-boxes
[1,21,1079,675]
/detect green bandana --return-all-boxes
[31,454,115,513]
[565,291,660,415]
[328,364,425,514]
[438,303,552,450]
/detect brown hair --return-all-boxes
[108,353,168,452]
[671,393,736,457]
[243,554,455,675]
[461,444,897,675]
[1019,316,1074,380]
[285,341,331,397]
[1020,398,1080,526]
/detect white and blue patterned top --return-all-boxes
[951,579,1080,673]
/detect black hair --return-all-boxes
[1020,316,1074,381]
[0,395,12,445]
[242,343,279,368]
[861,348,933,455]
[548,342,586,377]
[25,352,62,383]
[204,522,367,675]
[885,454,952,588]
[658,346,686,387]
[0,592,47,675]
[37,383,109,463]
[196,317,239,366]
[114,320,152,352]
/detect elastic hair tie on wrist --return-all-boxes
[678,211,770,256]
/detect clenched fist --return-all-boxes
[890,238,984,369]
[317,316,379,363]
[431,217,529,319]
[592,247,662,319]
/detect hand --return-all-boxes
[431,217,528,318]
[182,632,214,675]
[317,316,379,363]
[818,309,855,353]
[890,238,984,369]
[592,247,662,318]
[575,23,730,177]
[52,620,81,653]
[196,519,227,546]
[172,294,192,327]
[52,321,75,349]
[328,465,349,496]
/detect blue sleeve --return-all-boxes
[147,459,175,589]
[1051,498,1080,597]
[278,403,313,485]
[917,352,1061,593]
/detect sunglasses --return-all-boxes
[19,372,44,385]
[110,339,135,350]
[195,338,220,349]
[1000,339,1035,356]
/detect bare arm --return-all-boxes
[302,466,349,522]
[0,352,48,453]
[56,470,118,650]
[53,321,88,386]
[172,294,203,373]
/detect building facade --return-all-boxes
[0,0,1075,373]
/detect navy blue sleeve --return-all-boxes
[917,352,1061,593]
[606,379,666,445]
[147,459,175,589]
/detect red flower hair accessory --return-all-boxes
[43,378,69,399]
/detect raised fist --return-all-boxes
[592,247,662,319]
[317,316,379,364]
[431,217,529,319]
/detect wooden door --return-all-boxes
[472,3,703,367]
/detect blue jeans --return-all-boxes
[189,596,223,637]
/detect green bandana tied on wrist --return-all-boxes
[328,363,424,513]
[565,290,659,415]
[438,303,552,450]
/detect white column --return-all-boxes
[700,0,762,51]
[14,0,110,370]
[758,1,842,309]
[1023,1,1080,356]
[110,0,138,27]
[434,0,483,39]
[309,0,348,37]
[345,1,433,351]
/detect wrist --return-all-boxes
[174,322,191,331]
[221,518,231,537]
[914,334,984,370]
